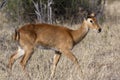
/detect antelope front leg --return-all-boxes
[61,49,84,80]
[50,51,61,79]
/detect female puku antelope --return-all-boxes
[8,13,101,79]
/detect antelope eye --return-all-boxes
[90,20,93,23]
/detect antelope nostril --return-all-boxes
[98,28,102,33]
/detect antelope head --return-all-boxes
[85,13,102,33]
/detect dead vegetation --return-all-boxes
[0,1,120,80]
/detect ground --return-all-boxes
[0,1,120,80]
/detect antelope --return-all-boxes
[8,13,101,79]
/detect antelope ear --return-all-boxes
[87,12,96,18]
[90,13,95,17]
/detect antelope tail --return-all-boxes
[13,29,20,41]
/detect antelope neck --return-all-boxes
[71,21,89,44]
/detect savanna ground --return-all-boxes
[0,1,120,80]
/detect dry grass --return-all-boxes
[0,1,120,80]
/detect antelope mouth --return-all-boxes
[98,28,102,33]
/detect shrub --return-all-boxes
[4,0,105,24]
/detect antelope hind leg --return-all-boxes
[8,46,25,69]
